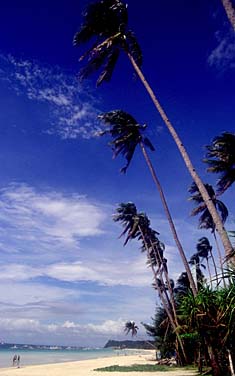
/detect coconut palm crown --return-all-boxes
[74,0,142,86]
[124,321,139,337]
[204,132,235,195]
[189,182,228,233]
[98,110,154,173]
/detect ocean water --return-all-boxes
[0,347,126,368]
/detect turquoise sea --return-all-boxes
[0,347,126,368]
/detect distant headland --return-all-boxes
[104,340,155,349]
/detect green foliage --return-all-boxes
[124,321,139,337]
[204,132,235,195]
[95,364,177,372]
[99,110,154,173]
[179,284,235,374]
[74,0,142,86]
[189,182,228,233]
[142,307,176,358]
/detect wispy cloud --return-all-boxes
[208,30,235,70]
[0,54,101,139]
[0,183,154,287]
[0,256,152,287]
[0,184,108,260]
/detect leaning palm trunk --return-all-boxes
[139,226,187,363]
[140,141,197,296]
[221,0,235,31]
[213,233,226,287]
[205,258,213,289]
[208,245,219,287]
[149,238,183,358]
[128,53,234,263]
[228,349,235,376]
[150,237,179,323]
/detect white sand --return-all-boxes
[0,351,197,376]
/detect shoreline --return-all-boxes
[0,350,198,376]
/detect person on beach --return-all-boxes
[12,354,17,366]
[17,355,20,368]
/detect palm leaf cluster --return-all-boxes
[113,202,164,271]
[189,182,228,234]
[205,132,235,195]
[99,110,154,173]
[188,237,216,290]
[124,321,139,337]
[74,0,142,86]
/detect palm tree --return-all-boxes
[220,0,235,31]
[204,132,235,195]
[99,109,197,296]
[124,321,139,337]
[74,0,234,260]
[189,182,228,282]
[189,253,205,290]
[114,202,187,363]
[196,237,217,288]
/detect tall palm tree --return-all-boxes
[74,0,234,260]
[114,202,187,363]
[220,0,235,31]
[204,132,235,195]
[189,182,229,280]
[99,109,197,296]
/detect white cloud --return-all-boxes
[0,318,41,331]
[0,255,152,287]
[0,54,101,139]
[43,256,152,286]
[0,183,108,259]
[208,30,235,70]
[0,317,131,340]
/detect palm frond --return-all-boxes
[205,132,235,194]
[98,110,154,173]
[96,48,120,85]
[79,47,111,80]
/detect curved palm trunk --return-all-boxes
[128,53,234,264]
[213,233,226,287]
[140,141,197,296]
[138,225,188,364]
[208,246,219,287]
[206,258,213,289]
[221,0,235,31]
[151,238,179,323]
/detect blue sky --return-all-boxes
[0,0,234,346]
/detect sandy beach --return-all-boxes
[0,350,198,376]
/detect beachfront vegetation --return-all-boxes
[74,1,235,375]
[95,364,179,372]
